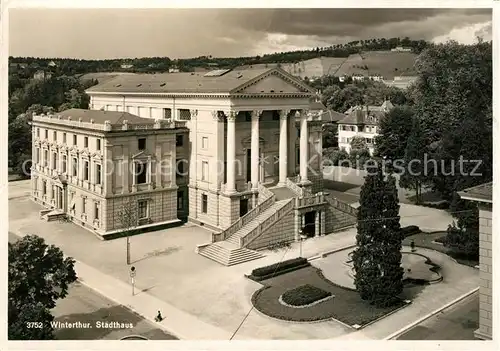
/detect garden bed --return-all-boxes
[281,284,332,307]
[248,257,311,281]
[251,266,408,326]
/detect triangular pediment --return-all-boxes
[231,68,316,94]
[132,150,153,159]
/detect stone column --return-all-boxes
[278,109,290,186]
[288,112,297,176]
[251,110,261,190]
[315,211,320,237]
[189,109,198,188]
[226,111,237,193]
[300,110,310,184]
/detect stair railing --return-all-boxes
[325,195,358,217]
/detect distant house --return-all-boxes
[48,60,58,67]
[383,75,418,89]
[351,74,365,82]
[337,100,394,155]
[33,70,52,80]
[168,67,180,73]
[121,64,134,69]
[369,75,384,81]
[338,75,347,82]
[391,46,412,52]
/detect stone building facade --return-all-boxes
[31,109,188,238]
[45,66,360,263]
[458,182,493,340]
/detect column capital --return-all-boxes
[280,109,291,120]
[189,109,198,119]
[251,110,262,120]
[226,110,238,121]
[299,109,310,118]
[211,111,224,122]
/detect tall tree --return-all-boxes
[374,105,415,164]
[8,235,77,340]
[412,40,492,199]
[398,117,426,203]
[352,165,403,307]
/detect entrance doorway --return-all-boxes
[303,211,316,237]
[240,198,249,217]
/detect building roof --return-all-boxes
[86,67,314,95]
[339,101,393,125]
[52,109,161,125]
[309,101,326,110]
[318,109,346,123]
[458,182,493,203]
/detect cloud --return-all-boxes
[433,21,492,45]
[8,8,492,59]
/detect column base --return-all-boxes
[474,329,492,340]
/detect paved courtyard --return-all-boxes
[8,180,479,340]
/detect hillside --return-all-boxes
[333,51,418,80]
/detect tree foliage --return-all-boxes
[374,105,415,162]
[8,235,77,340]
[412,40,492,200]
[398,117,427,203]
[352,165,403,307]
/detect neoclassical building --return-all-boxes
[31,109,189,237]
[32,67,357,265]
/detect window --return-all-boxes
[52,152,58,169]
[84,137,89,148]
[176,135,184,147]
[45,129,48,138]
[135,161,148,184]
[82,197,87,214]
[296,148,300,165]
[53,131,57,141]
[62,155,67,173]
[84,161,89,181]
[94,202,100,220]
[178,109,191,121]
[36,128,40,137]
[35,148,40,164]
[163,108,172,119]
[176,159,185,178]
[177,191,184,210]
[72,157,78,176]
[202,161,208,181]
[42,180,46,195]
[95,164,102,184]
[63,133,67,143]
[149,107,154,118]
[138,200,148,219]
[73,135,77,145]
[201,194,208,213]
[138,138,146,150]
[202,136,208,149]
[96,139,101,151]
[43,150,48,167]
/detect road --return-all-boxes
[396,292,479,340]
[8,232,177,340]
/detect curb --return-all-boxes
[307,244,357,261]
[383,287,479,340]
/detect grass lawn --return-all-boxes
[403,232,479,268]
[251,266,407,326]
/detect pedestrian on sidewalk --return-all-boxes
[155,311,163,322]
[410,240,416,252]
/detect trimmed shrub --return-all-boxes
[251,257,309,278]
[400,225,421,237]
[281,284,332,306]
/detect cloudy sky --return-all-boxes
[9,8,492,59]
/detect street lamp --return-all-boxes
[298,229,307,257]
[130,266,136,296]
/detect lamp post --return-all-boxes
[298,229,307,257]
[130,266,136,296]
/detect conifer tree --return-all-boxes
[352,164,404,307]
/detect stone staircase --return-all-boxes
[198,241,264,266]
[40,209,66,222]
[225,200,291,246]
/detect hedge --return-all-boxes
[281,284,332,306]
[401,225,421,237]
[421,201,450,210]
[251,257,310,278]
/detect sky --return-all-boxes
[8,8,492,59]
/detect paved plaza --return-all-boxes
[8,180,479,340]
